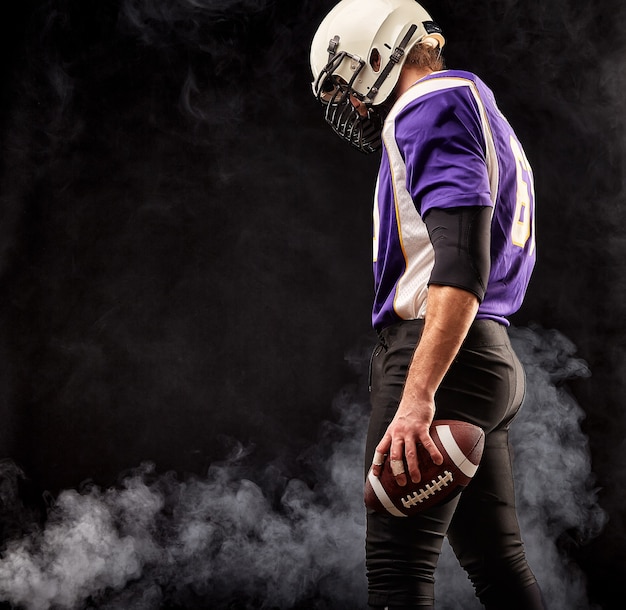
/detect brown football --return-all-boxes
[364,420,485,517]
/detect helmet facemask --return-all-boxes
[312,25,418,155]
[310,0,445,155]
[313,42,387,154]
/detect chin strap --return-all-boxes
[315,24,422,154]
[366,24,417,103]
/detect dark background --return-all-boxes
[0,1,624,609]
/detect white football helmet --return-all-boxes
[310,0,444,153]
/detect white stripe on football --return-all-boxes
[435,423,480,478]
[364,419,485,517]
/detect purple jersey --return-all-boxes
[372,70,536,331]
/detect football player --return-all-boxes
[310,1,545,608]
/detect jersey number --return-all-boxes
[510,135,535,252]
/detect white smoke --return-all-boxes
[434,325,607,610]
[0,407,369,609]
[0,325,606,609]
[509,326,607,608]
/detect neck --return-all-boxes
[396,65,434,97]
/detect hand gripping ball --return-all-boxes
[364,420,485,517]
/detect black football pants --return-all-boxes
[365,319,545,609]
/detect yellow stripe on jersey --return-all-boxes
[379,74,499,322]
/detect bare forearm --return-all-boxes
[372,285,479,484]
[402,284,479,403]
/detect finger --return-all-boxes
[390,459,407,487]
[372,450,386,466]
[372,434,392,477]
[390,458,405,475]
[420,432,444,466]
[404,441,422,484]
[371,450,386,477]
[389,440,407,487]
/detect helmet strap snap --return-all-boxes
[366,24,417,102]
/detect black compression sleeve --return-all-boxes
[423,205,492,302]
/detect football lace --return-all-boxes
[401,471,454,508]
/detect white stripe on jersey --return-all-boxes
[373,179,380,263]
[378,74,499,322]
